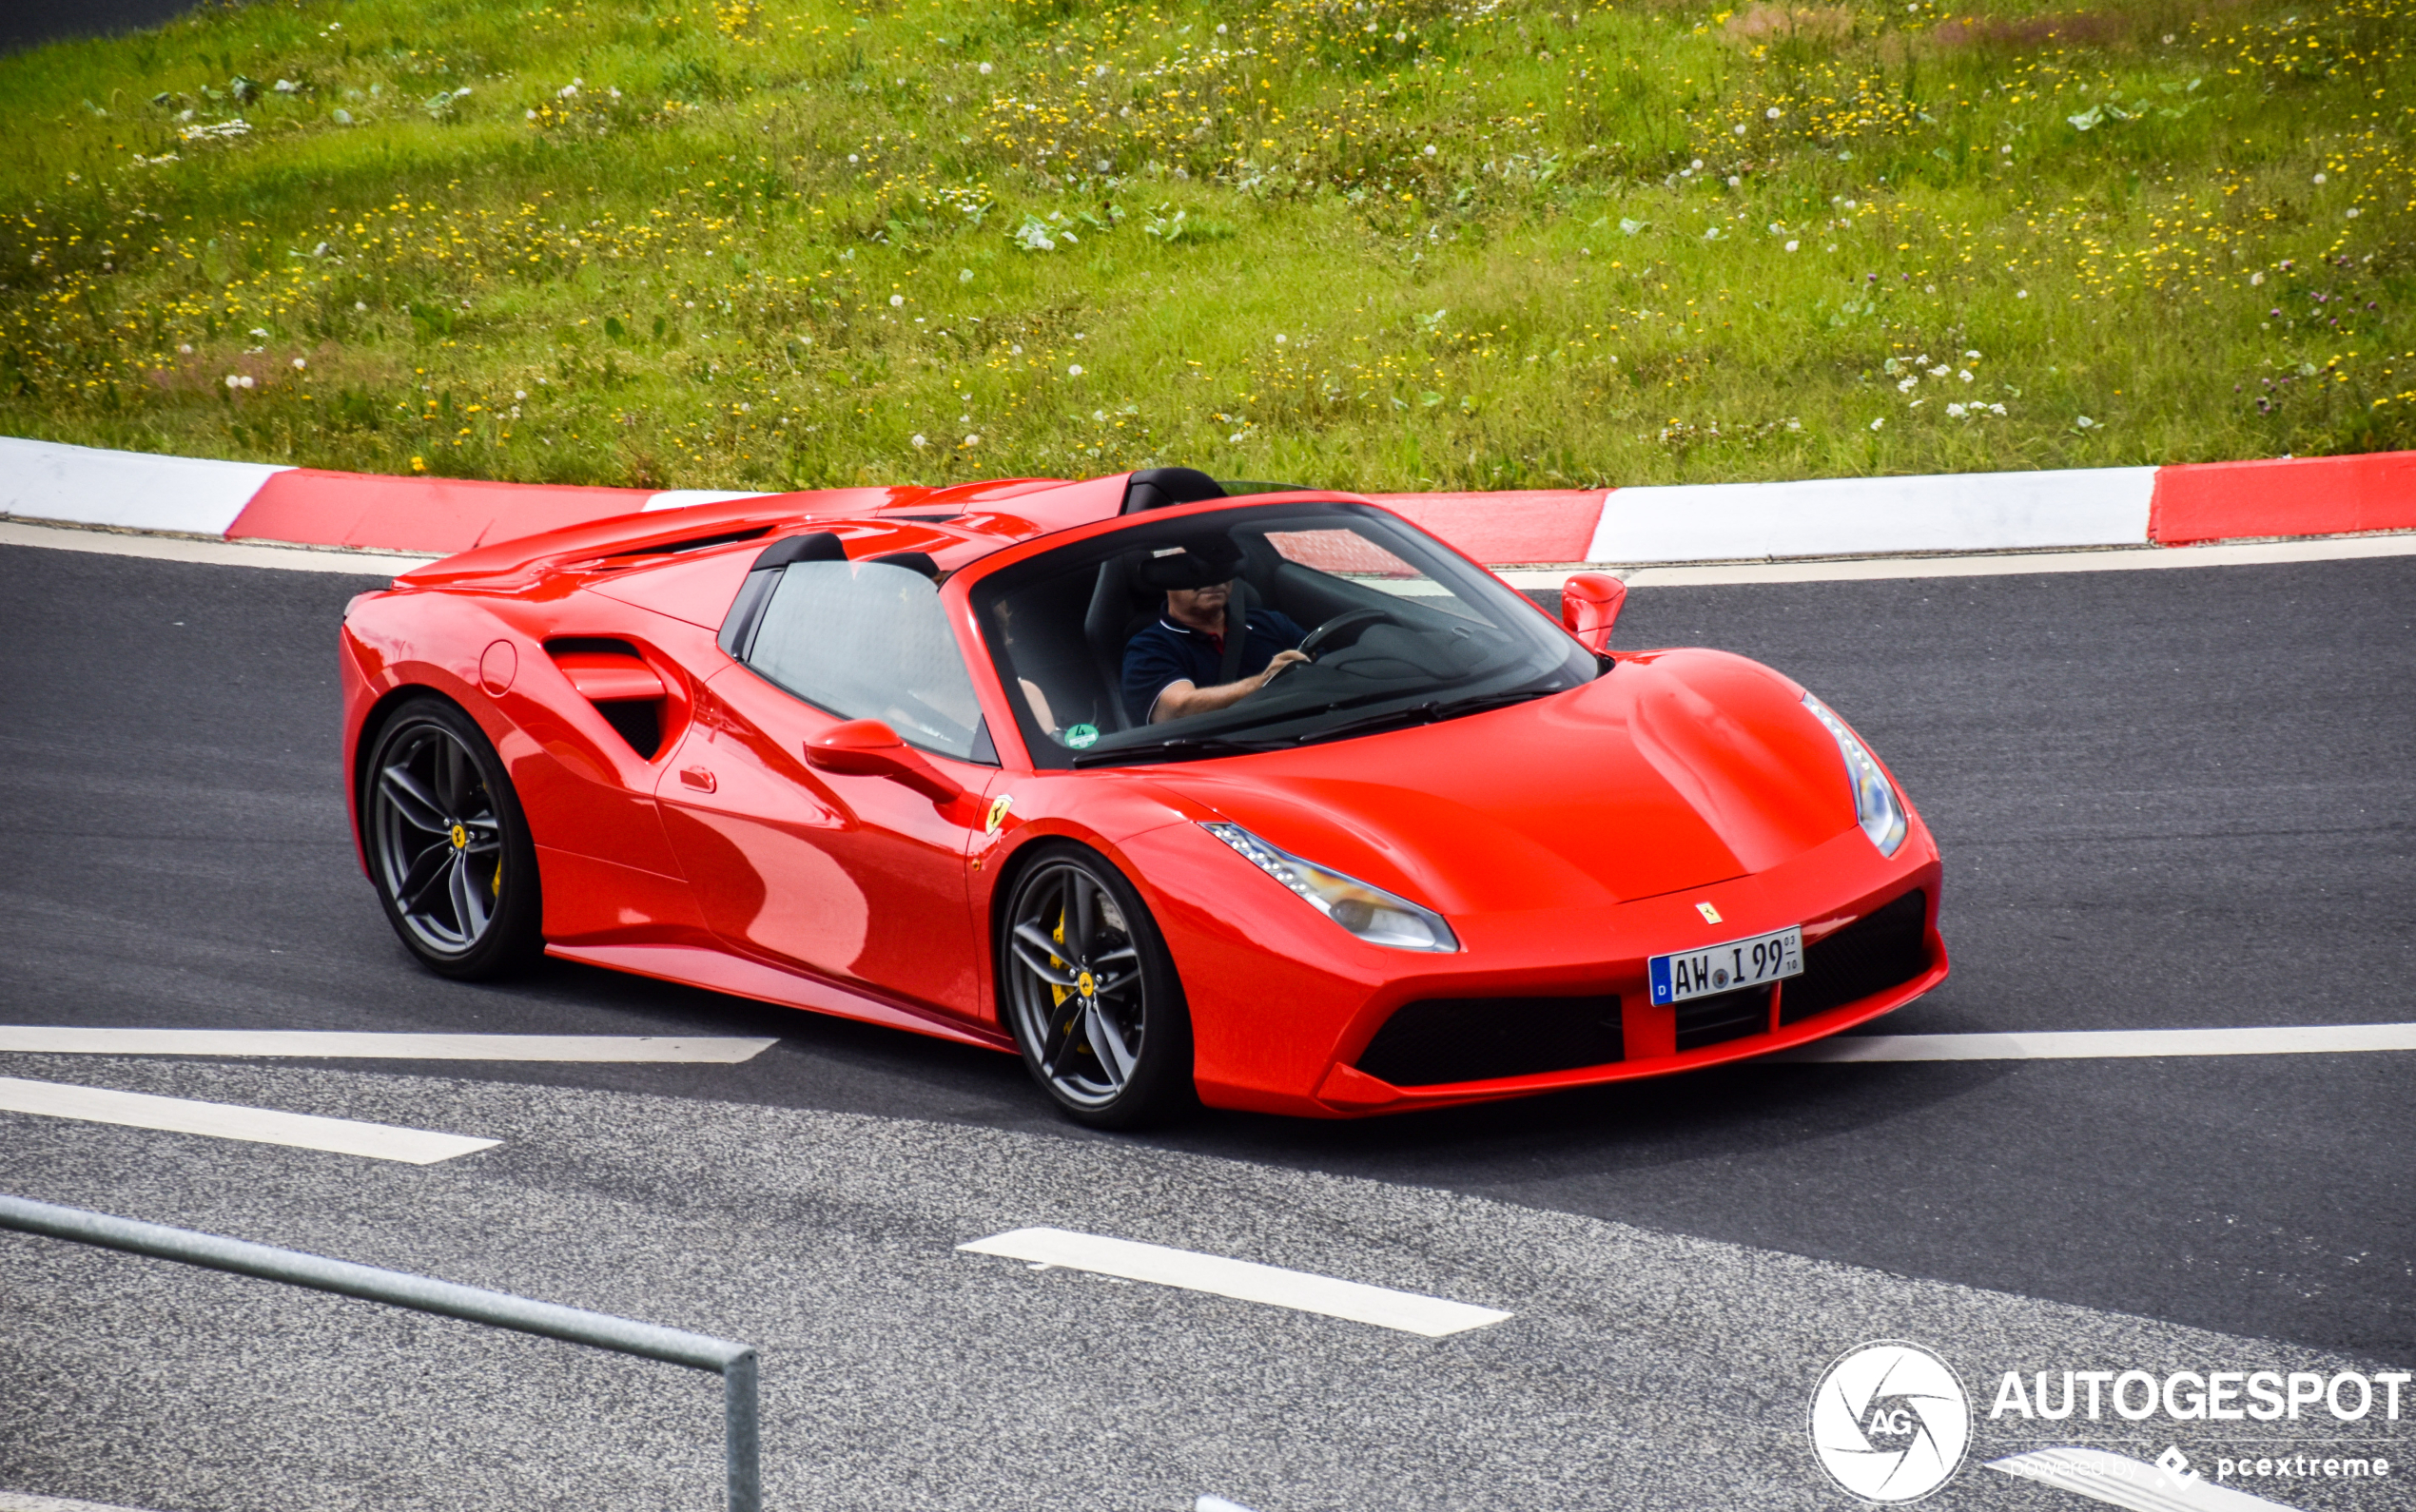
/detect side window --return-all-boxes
[747,561,987,760]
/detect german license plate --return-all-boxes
[1648,926,1803,1005]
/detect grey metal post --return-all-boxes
[0,1193,761,1511]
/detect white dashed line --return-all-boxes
[959,1226,1512,1338]
[1773,1022,2416,1063]
[0,1028,777,1062]
[1988,1446,2302,1511]
[0,1076,498,1165]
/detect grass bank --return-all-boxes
[1,0,2410,493]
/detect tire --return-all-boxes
[360,693,543,980]
[998,842,1195,1129]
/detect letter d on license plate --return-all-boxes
[1649,925,1803,1005]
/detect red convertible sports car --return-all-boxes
[341,467,1946,1125]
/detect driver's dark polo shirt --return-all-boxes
[1122,609,1307,724]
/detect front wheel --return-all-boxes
[999,843,1194,1129]
[362,694,542,979]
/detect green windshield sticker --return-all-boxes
[1064,723,1100,749]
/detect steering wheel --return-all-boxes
[1296,608,1395,661]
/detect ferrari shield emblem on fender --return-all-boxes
[984,794,1013,835]
[1695,901,1722,924]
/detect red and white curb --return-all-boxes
[2,435,2409,571]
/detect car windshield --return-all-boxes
[971,500,1597,769]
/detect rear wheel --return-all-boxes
[362,694,542,979]
[999,843,1193,1128]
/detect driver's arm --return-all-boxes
[1147,651,1309,724]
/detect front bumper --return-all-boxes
[1130,820,1945,1118]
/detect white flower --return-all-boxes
[334,109,353,125]
[2312,172,2326,184]
[1869,417,1884,431]
[978,61,992,74]
[2017,289,2029,299]
[1096,64,1110,76]
[1274,333,1287,344]
[959,268,973,282]
[1965,349,1980,359]
[911,434,929,448]
[848,153,859,164]
[1010,343,1023,355]
[1766,107,1782,120]
[1423,144,1436,157]
[1989,403,2006,416]
[514,390,526,399]
[178,342,193,354]
[2075,416,2096,429]
[1732,123,1747,136]
[889,294,905,307]
[964,434,980,446]
[525,108,537,120]
[1727,175,1741,187]
[1929,365,1950,378]
[1067,363,1084,377]
[1216,22,1226,32]
[1897,377,1918,393]
[1946,402,1966,417]
[1704,227,1720,241]
[1784,240,1799,251]
[2347,207,2361,219]
[2000,145,2012,154]
[291,357,307,370]
[558,84,578,99]
[1958,369,1974,382]
[1690,158,1704,170]
[274,79,299,93]
[225,374,242,388]
[250,327,269,338]
[1093,410,1106,421]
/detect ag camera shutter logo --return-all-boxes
[1808,1341,1972,1502]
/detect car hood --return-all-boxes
[1141,649,1858,915]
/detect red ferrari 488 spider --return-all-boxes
[341,467,1946,1125]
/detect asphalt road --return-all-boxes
[0,0,198,56]
[2,540,2411,1511]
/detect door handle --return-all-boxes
[679,766,717,793]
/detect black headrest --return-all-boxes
[867,550,939,581]
[1120,467,1226,514]
[752,531,847,570]
[1137,538,1243,591]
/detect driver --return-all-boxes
[1121,541,1308,726]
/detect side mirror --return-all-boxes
[1560,572,1627,655]
[804,719,964,803]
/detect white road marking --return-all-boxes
[1988,1446,2303,1511]
[1493,531,2416,589]
[0,1028,777,1062]
[1773,1022,2416,1063]
[959,1226,1512,1338]
[0,1076,498,1165]
[0,519,433,574]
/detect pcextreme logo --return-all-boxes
[1809,1341,1974,1503]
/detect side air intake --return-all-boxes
[1355,995,1623,1087]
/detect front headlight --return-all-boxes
[1201,822,1460,953]
[1802,693,1908,857]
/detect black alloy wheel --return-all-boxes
[999,843,1193,1128]
[363,694,542,979]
